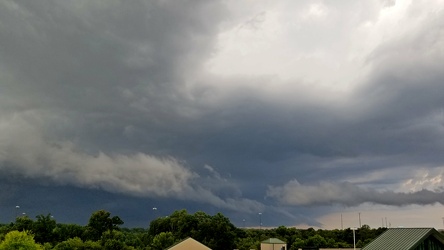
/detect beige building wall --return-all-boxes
[167,237,211,250]
[260,243,286,250]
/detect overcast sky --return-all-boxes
[1,0,444,229]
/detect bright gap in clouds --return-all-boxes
[206,0,434,94]
[206,1,375,91]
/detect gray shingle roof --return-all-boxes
[362,228,444,250]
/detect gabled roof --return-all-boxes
[261,238,286,244]
[166,237,211,250]
[362,228,444,250]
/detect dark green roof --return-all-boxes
[362,228,444,250]
[261,238,286,244]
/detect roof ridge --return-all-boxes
[261,237,286,244]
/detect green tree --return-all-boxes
[100,230,136,250]
[168,210,196,239]
[119,228,147,249]
[235,236,259,250]
[83,240,103,250]
[0,230,42,250]
[42,242,53,250]
[0,224,12,242]
[151,232,176,250]
[53,223,85,242]
[13,215,34,232]
[325,238,337,248]
[84,210,124,241]
[53,237,83,250]
[148,216,170,240]
[290,238,305,250]
[276,226,289,239]
[53,236,102,250]
[302,228,316,239]
[196,213,237,250]
[305,234,327,248]
[33,214,57,244]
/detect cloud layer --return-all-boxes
[1,0,444,227]
[267,180,444,207]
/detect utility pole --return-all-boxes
[15,205,20,220]
[359,212,361,228]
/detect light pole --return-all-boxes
[243,219,246,228]
[15,205,20,219]
[352,227,356,250]
[152,207,157,219]
[258,212,262,229]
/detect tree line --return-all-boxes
[0,209,387,250]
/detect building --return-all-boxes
[166,237,211,250]
[362,228,444,250]
[261,238,287,250]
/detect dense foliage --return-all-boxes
[0,209,386,250]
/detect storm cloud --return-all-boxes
[1,0,444,228]
[267,180,444,207]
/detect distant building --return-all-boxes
[261,238,286,250]
[362,228,444,250]
[166,237,211,250]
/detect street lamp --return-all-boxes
[152,207,158,219]
[258,213,262,230]
[352,227,356,250]
[15,205,20,219]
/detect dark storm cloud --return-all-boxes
[0,0,221,116]
[0,0,266,214]
[1,0,444,227]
